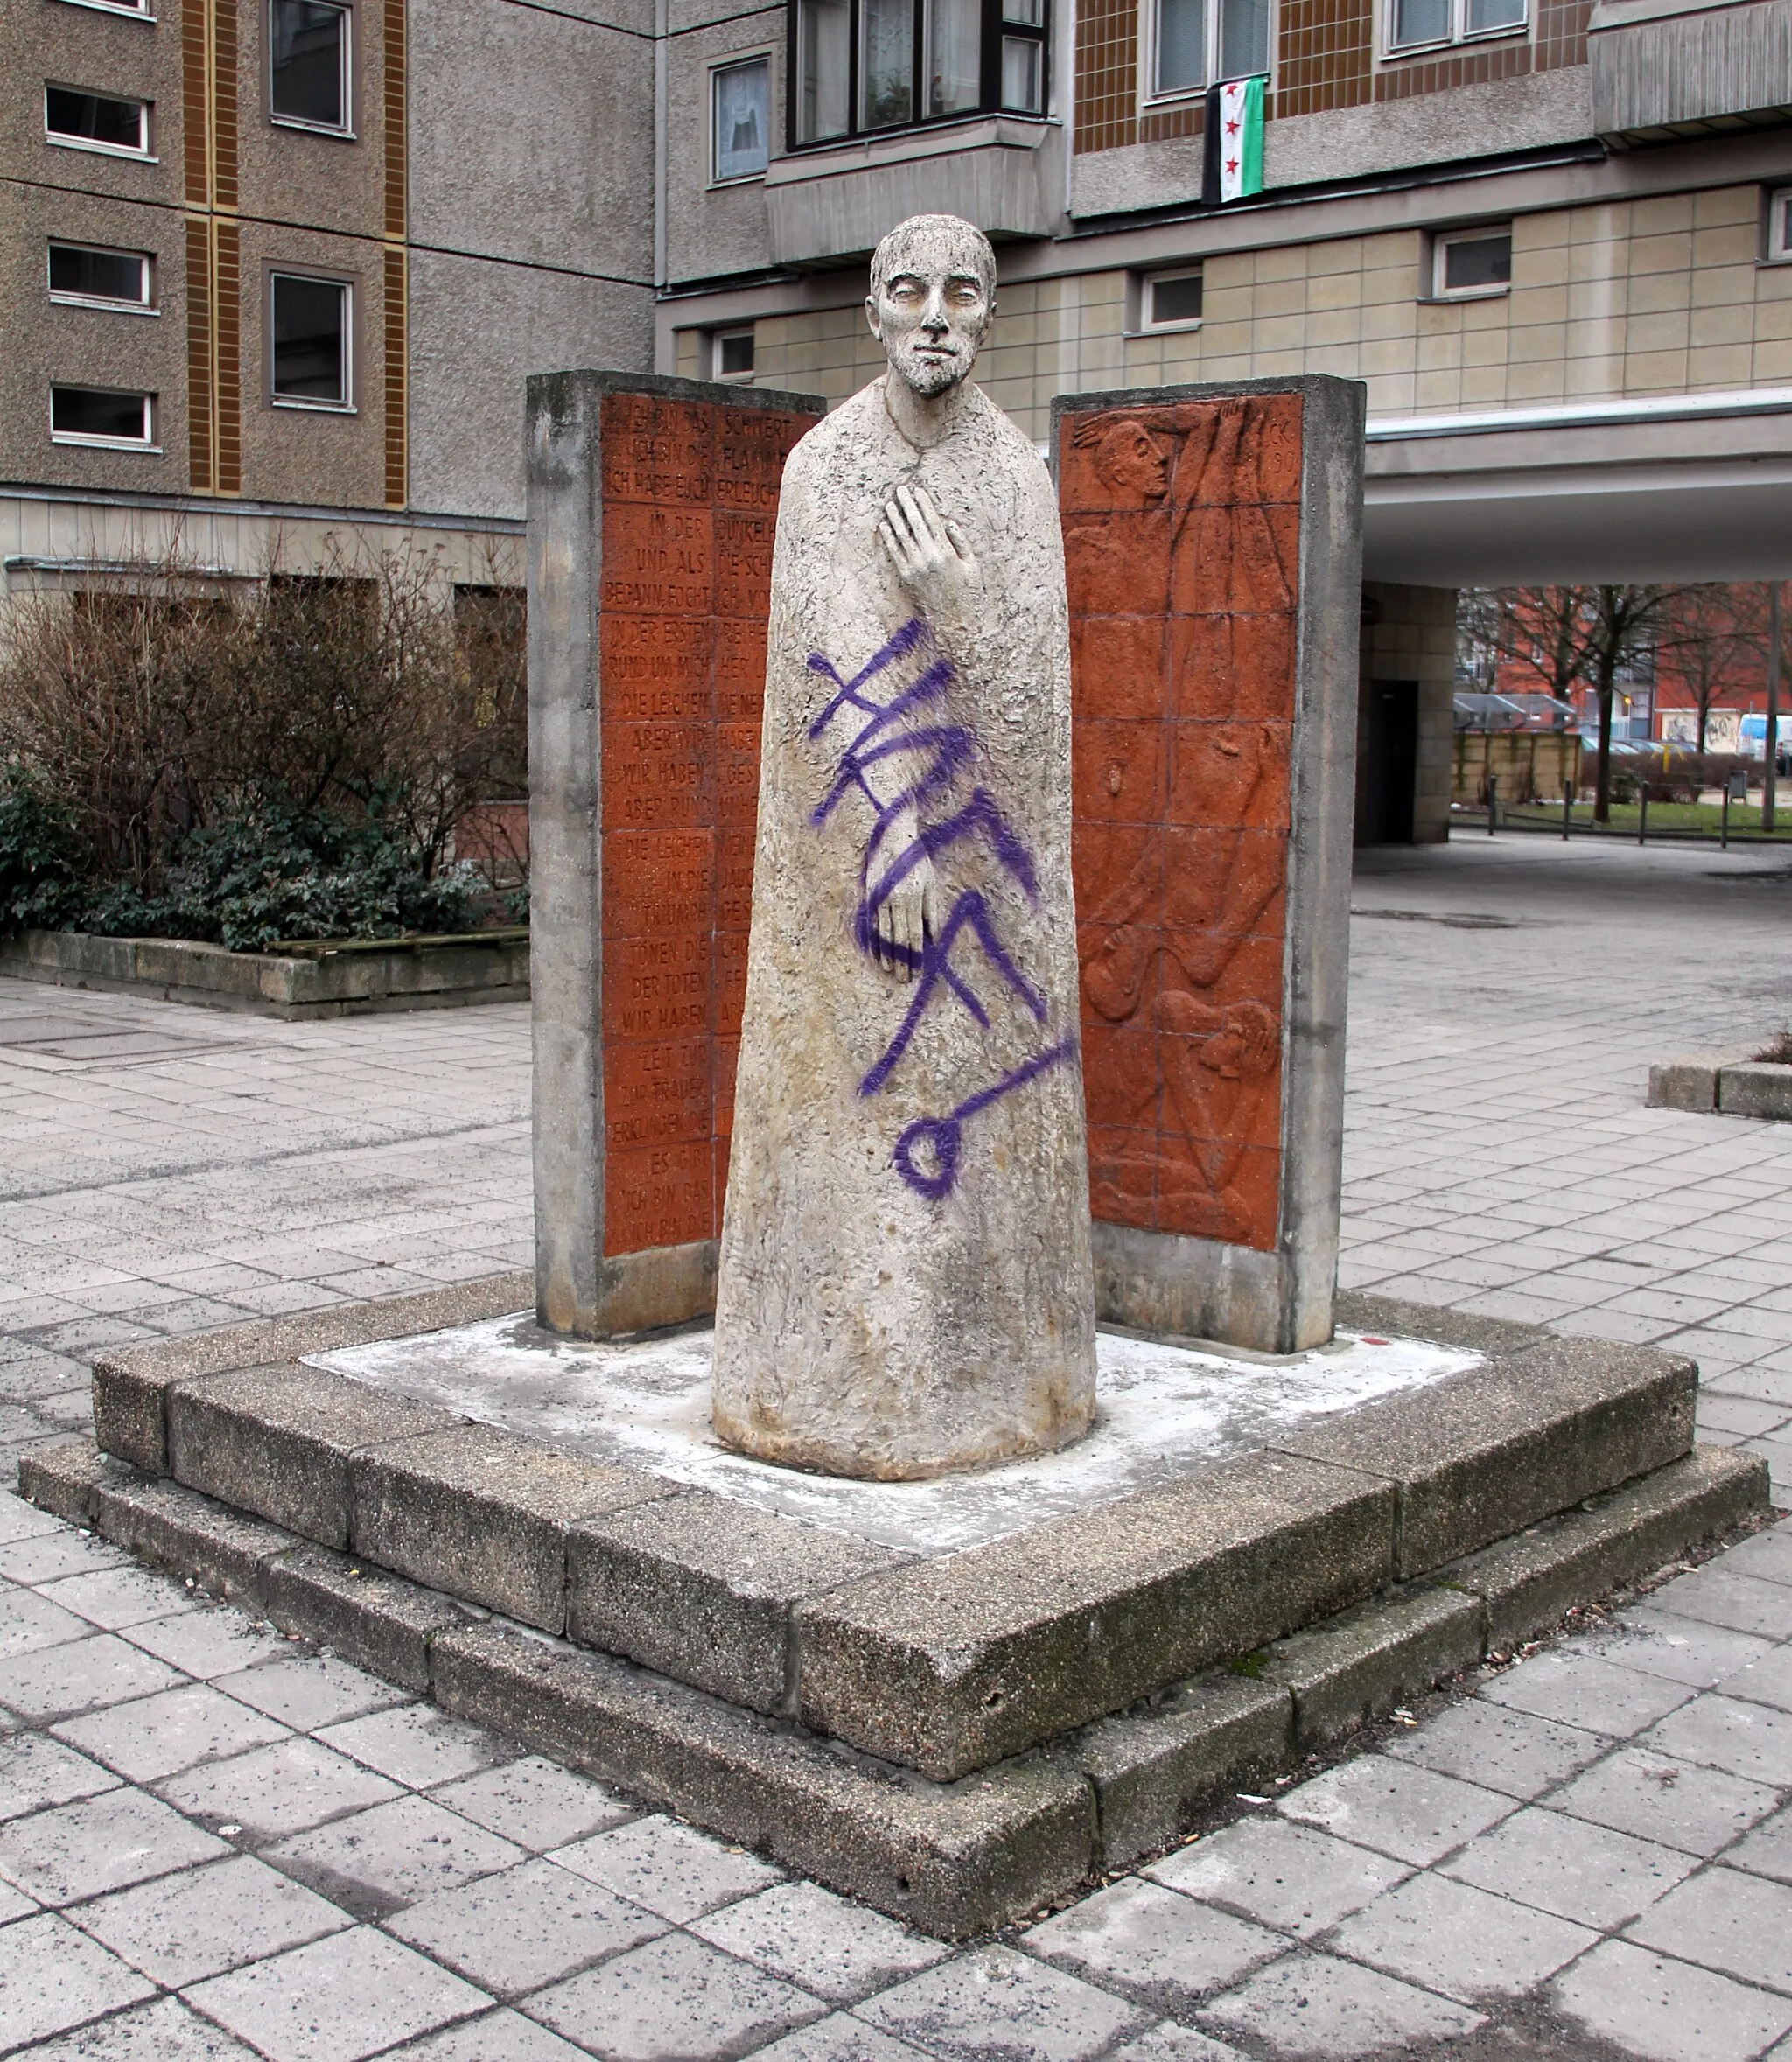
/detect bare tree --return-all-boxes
[1659,585,1758,753]
[1470,585,1683,821]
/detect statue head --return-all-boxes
[866,214,997,399]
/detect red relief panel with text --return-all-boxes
[1061,393,1302,1254]
[599,392,815,1257]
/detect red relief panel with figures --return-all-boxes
[1061,392,1302,1255]
[598,392,814,1257]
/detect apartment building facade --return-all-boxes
[10,0,1792,838]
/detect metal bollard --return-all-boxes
[1638,786,1648,845]
[1722,785,1731,849]
[1563,781,1572,840]
[1488,774,1498,835]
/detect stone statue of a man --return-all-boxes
[712,214,1097,1481]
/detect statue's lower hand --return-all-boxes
[871,854,934,983]
[878,485,979,629]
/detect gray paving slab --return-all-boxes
[380,2010,595,2060]
[35,1564,192,1632]
[1021,1877,1284,2012]
[1651,1567,1792,1642]
[0,1909,157,2052]
[0,1529,128,1583]
[1627,1866,1792,1995]
[184,1924,491,2062]
[386,1855,666,1994]
[1728,1806,1792,1887]
[1327,1869,1598,2001]
[855,1945,1151,2060]
[71,1851,351,1984]
[0,1634,184,1723]
[548,1815,783,1924]
[523,1930,828,2061]
[1439,1803,1698,1928]
[0,1587,96,1661]
[8,1994,262,2059]
[1143,1817,1410,1937]
[1550,1744,1783,1856]
[1274,1753,1516,1864]
[1591,1607,1777,1688]
[689,1880,949,2003]
[1378,1692,1607,1798]
[1477,1648,1696,1736]
[749,2020,934,2062]
[211,1653,412,1730]
[153,1735,402,1842]
[52,1682,289,1784]
[120,1605,290,1681]
[1103,2029,1244,2062]
[0,1786,228,1905]
[315,1702,520,1789]
[265,1793,527,1916]
[1643,1694,1792,1786]
[429,1757,636,1850]
[0,1734,120,1821]
[1198,1949,1486,2057]
[1721,1648,1792,1716]
[1551,1938,1792,2062]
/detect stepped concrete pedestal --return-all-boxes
[18,1281,1770,1936]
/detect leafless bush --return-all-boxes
[0,536,527,897]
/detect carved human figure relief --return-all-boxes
[711,214,1097,1481]
[1063,394,1300,1249]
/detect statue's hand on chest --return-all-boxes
[878,484,982,645]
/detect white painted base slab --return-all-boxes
[313,1320,1480,1555]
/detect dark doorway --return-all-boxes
[1364,681,1418,844]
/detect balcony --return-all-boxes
[1587,0,1792,141]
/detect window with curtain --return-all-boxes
[1149,0,1267,97]
[793,0,1046,143]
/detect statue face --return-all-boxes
[866,230,993,398]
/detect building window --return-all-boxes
[1388,0,1523,52]
[48,242,154,311]
[270,272,352,407]
[791,0,1046,145]
[1768,186,1792,262]
[1149,0,1268,98]
[712,326,756,379]
[1431,224,1512,298]
[270,0,352,132]
[55,0,155,18]
[1143,267,1204,327]
[51,386,156,449]
[712,58,770,181]
[45,87,151,157]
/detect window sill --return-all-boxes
[51,434,160,451]
[1128,318,1204,337]
[1382,22,1530,59]
[46,137,157,163]
[50,293,158,315]
[1421,286,1511,302]
[270,115,357,141]
[270,397,357,412]
[707,171,766,191]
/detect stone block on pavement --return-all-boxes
[262,1544,472,1694]
[1276,1335,1698,1576]
[1257,1583,1484,1748]
[794,1450,1396,1779]
[353,1422,667,1633]
[168,1363,459,1548]
[567,1492,907,1714]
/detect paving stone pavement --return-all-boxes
[0,832,1790,2059]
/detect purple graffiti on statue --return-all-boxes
[808,619,1077,1199]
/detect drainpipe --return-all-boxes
[1768,582,1782,834]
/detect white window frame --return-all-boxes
[49,386,158,451]
[44,85,154,160]
[1766,185,1792,262]
[1137,265,1205,332]
[710,52,773,185]
[1384,0,1527,58]
[47,242,155,315]
[54,0,156,21]
[269,0,355,138]
[1429,223,1513,301]
[1142,0,1271,107]
[268,270,355,411]
[710,325,757,381]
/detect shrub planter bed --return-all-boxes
[0,926,528,1018]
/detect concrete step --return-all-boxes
[17,1436,1769,1937]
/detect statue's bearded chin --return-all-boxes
[897,350,969,397]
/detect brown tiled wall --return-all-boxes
[1374,37,1530,101]
[1278,0,1372,119]
[1076,0,1141,154]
